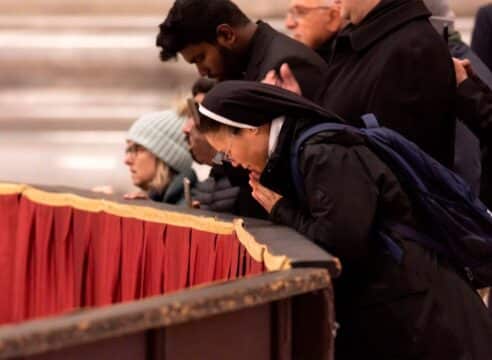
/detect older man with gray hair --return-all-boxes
[282,0,457,171]
[285,0,344,52]
[282,0,490,196]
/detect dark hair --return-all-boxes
[156,0,251,61]
[192,77,217,96]
[197,114,239,135]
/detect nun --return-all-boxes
[196,80,492,360]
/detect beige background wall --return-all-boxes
[1,0,490,16]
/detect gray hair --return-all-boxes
[422,0,455,19]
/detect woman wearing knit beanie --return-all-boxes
[124,109,197,205]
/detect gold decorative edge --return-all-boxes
[234,219,291,271]
[0,183,27,195]
[0,183,291,272]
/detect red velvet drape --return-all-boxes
[0,194,265,325]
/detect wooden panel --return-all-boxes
[292,289,336,360]
[271,299,292,360]
[164,304,271,360]
[26,333,146,360]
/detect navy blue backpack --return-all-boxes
[290,114,492,288]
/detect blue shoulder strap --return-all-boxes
[361,113,380,129]
[290,114,378,200]
[290,122,354,203]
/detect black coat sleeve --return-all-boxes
[456,78,492,147]
[270,143,378,264]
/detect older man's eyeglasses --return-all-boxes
[287,5,332,21]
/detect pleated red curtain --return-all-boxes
[0,194,265,325]
[0,194,19,324]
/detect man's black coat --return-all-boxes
[321,0,456,168]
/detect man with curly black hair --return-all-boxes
[156,0,329,103]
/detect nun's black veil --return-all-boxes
[200,81,343,127]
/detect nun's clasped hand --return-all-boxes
[249,173,282,214]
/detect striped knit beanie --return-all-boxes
[127,110,192,174]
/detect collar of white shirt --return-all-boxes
[268,116,285,157]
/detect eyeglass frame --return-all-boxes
[125,143,146,158]
[287,4,333,21]
[212,131,236,165]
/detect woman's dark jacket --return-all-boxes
[148,168,197,205]
[260,116,492,360]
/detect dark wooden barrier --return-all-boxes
[0,183,340,359]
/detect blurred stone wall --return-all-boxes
[2,0,490,16]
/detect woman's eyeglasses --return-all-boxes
[125,143,145,157]
[212,152,233,165]
[212,135,234,165]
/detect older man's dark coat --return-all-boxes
[321,0,456,168]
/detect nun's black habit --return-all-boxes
[200,81,492,360]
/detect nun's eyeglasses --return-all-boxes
[212,135,234,165]
[212,152,232,165]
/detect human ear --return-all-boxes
[326,8,342,32]
[216,24,237,48]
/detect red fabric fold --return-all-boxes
[0,194,20,323]
[141,222,166,297]
[189,230,217,287]
[0,194,266,325]
[11,197,37,322]
[121,218,145,301]
[164,225,191,293]
[53,207,75,313]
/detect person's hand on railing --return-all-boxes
[123,191,149,200]
[92,185,114,195]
